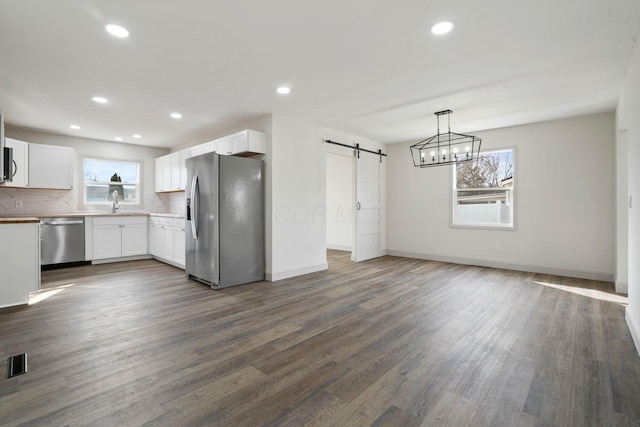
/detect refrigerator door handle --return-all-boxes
[190,174,199,240]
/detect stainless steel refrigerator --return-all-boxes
[185,152,264,289]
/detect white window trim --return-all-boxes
[449,146,517,231]
[78,155,144,211]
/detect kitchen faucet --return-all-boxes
[112,190,120,213]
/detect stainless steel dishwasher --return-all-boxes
[41,217,85,265]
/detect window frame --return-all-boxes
[78,155,144,211]
[450,146,517,231]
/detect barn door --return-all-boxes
[354,151,381,262]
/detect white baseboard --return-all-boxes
[266,262,328,282]
[386,250,614,282]
[326,244,351,251]
[91,255,151,265]
[151,256,185,270]
[615,281,629,295]
[626,307,640,358]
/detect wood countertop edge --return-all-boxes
[0,217,41,224]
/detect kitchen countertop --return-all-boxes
[37,212,151,218]
[0,212,185,221]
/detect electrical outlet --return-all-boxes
[15,200,23,208]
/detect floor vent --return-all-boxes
[6,353,27,378]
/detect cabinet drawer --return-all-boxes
[170,218,185,228]
[149,216,177,226]
[94,216,148,226]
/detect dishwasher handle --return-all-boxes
[42,219,85,225]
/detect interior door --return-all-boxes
[354,151,381,262]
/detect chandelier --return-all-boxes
[410,109,481,168]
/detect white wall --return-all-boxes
[617,35,640,356]
[326,152,353,251]
[269,113,386,280]
[387,112,615,281]
[616,129,629,293]
[1,127,168,215]
[270,114,327,280]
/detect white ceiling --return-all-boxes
[1,0,639,148]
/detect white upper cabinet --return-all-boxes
[179,149,189,190]
[189,143,205,158]
[154,155,170,192]
[28,143,74,189]
[215,136,231,155]
[154,148,190,193]
[156,130,265,192]
[3,138,29,188]
[202,140,216,155]
[189,140,215,158]
[217,130,266,156]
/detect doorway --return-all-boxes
[326,149,382,264]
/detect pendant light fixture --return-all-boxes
[410,110,481,168]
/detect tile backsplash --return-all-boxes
[0,187,175,216]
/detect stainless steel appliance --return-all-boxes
[186,153,264,289]
[41,217,85,265]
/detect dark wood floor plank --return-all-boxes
[1,251,639,426]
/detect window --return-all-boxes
[83,158,141,206]
[452,148,515,228]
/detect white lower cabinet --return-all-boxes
[149,216,185,268]
[0,222,40,308]
[93,216,148,260]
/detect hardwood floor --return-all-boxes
[1,250,639,426]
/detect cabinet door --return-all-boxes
[149,223,164,257]
[121,223,148,256]
[163,226,174,261]
[28,143,74,189]
[93,225,123,259]
[189,144,204,158]
[154,157,163,192]
[216,136,231,155]
[170,152,181,191]
[228,130,266,155]
[162,156,171,192]
[4,138,29,188]
[172,227,186,267]
[179,149,189,190]
[230,131,248,154]
[202,140,216,155]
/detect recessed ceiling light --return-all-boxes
[431,21,454,35]
[132,134,142,139]
[69,124,80,130]
[114,137,123,141]
[106,24,130,38]
[277,86,291,95]
[170,112,183,119]
[92,96,108,104]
